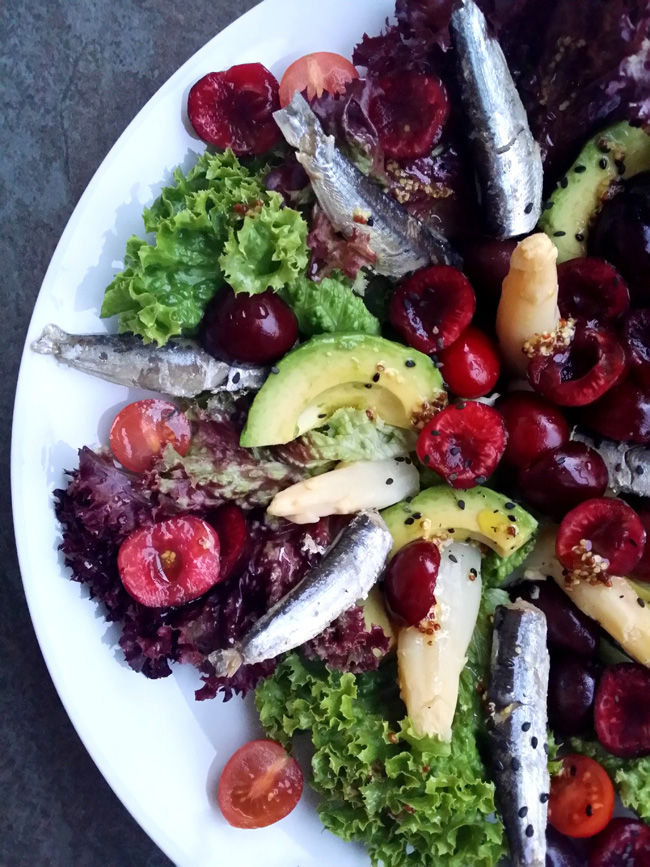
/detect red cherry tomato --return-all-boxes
[110,399,191,473]
[187,64,281,155]
[117,516,221,608]
[548,754,615,838]
[218,740,303,829]
[438,327,500,398]
[279,52,358,107]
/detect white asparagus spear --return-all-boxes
[496,233,560,375]
[397,543,483,740]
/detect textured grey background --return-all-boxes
[1,2,259,864]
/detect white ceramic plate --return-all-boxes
[11,1,394,864]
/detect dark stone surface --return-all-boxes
[1,2,259,864]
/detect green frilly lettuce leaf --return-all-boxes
[482,534,539,588]
[281,272,381,337]
[255,589,509,867]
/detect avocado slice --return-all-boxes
[241,334,445,447]
[381,486,537,558]
[538,122,650,263]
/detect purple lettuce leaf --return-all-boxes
[302,605,390,674]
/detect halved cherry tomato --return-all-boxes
[117,516,221,608]
[279,52,358,107]
[109,399,191,473]
[548,754,615,838]
[218,739,303,828]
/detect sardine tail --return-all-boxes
[207,647,244,677]
[31,324,68,356]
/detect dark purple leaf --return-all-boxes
[302,605,390,674]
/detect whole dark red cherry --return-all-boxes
[383,540,441,626]
[548,655,600,736]
[518,442,609,520]
[199,286,298,365]
[580,376,650,444]
[496,391,570,471]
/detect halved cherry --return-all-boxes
[594,664,650,758]
[437,327,500,399]
[383,539,441,626]
[557,258,629,324]
[589,818,650,866]
[527,325,626,407]
[389,265,476,353]
[496,391,570,471]
[206,504,249,581]
[187,64,281,155]
[368,70,449,160]
[218,739,303,828]
[623,309,650,388]
[416,401,507,489]
[548,754,615,838]
[117,516,221,608]
[631,505,650,582]
[555,498,646,578]
[110,399,191,473]
[580,376,650,444]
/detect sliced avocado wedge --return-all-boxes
[382,486,537,558]
[539,122,650,262]
[241,334,445,447]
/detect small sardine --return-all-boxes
[487,601,550,867]
[573,429,650,499]
[208,510,393,676]
[450,0,543,239]
[273,93,461,277]
[31,324,268,398]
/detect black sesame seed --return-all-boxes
[431,430,440,436]
[574,164,586,173]
[405,359,416,368]
[494,759,505,772]
[450,446,461,456]
[367,216,374,227]
[531,736,538,749]
[616,159,626,175]
[615,462,623,472]
[271,366,280,374]
[575,232,585,242]
[405,496,413,503]
[412,512,422,519]
[458,500,466,510]
[525,825,534,838]
[544,743,549,754]
[365,383,372,389]
[553,230,567,237]
[586,804,593,817]
[521,722,531,732]
[504,502,516,510]
[448,528,455,534]
[449,554,458,563]
[508,514,517,522]
[543,200,554,210]
[560,176,568,188]
[470,567,477,576]
[511,757,521,771]
[318,413,327,418]
[449,472,458,481]
[386,478,394,485]
[456,402,466,410]
[405,457,412,465]
[524,202,534,214]
[464,458,473,469]
[423,455,430,464]
[599,157,608,169]
[518,806,528,818]
[636,465,645,475]
[405,517,415,525]
[372,372,380,383]
[232,371,241,384]
[638,597,646,608]
[474,475,487,485]
[540,793,549,804]
[395,456,405,462]
[599,140,611,153]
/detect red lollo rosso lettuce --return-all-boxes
[307,204,378,280]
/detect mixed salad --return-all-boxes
[34,0,650,864]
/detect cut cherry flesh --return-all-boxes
[548,655,600,736]
[416,401,507,490]
[383,539,441,626]
[623,308,650,388]
[555,498,646,578]
[368,71,449,161]
[187,64,281,155]
[206,504,249,582]
[496,391,570,471]
[630,504,650,582]
[518,442,609,521]
[589,818,650,867]
[594,663,650,758]
[557,258,629,324]
[580,376,650,444]
[437,327,500,399]
[199,286,298,365]
[527,325,626,407]
[389,265,476,353]
[510,580,599,657]
[117,516,221,608]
